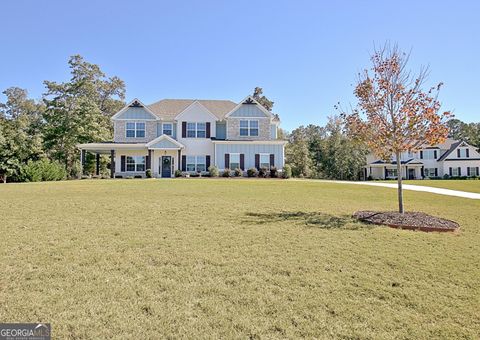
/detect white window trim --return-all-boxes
[386,169,398,178]
[196,122,206,138]
[126,156,146,172]
[459,148,468,158]
[186,122,207,138]
[259,153,271,169]
[162,123,173,136]
[186,155,207,172]
[424,168,437,177]
[229,153,240,169]
[239,119,259,137]
[467,167,478,176]
[126,122,146,138]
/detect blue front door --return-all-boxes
[161,156,172,178]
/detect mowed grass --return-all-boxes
[1,179,479,339]
[398,179,480,193]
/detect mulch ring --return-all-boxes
[353,211,460,232]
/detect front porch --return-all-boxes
[366,163,424,180]
[77,135,185,178]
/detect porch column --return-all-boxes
[96,153,100,176]
[178,149,182,171]
[147,150,152,170]
[81,149,86,175]
[110,150,115,178]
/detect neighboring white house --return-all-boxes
[78,96,287,178]
[365,138,480,180]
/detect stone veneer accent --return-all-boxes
[113,121,157,143]
[227,118,271,141]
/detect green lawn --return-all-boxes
[399,179,480,193]
[1,179,479,339]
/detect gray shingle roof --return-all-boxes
[437,140,463,161]
[147,99,237,120]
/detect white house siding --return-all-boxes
[157,122,177,139]
[114,149,149,177]
[152,149,178,178]
[176,101,217,160]
[214,143,285,170]
[442,161,480,177]
[368,165,422,180]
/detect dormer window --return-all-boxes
[126,122,145,138]
[458,148,469,158]
[162,123,173,136]
[240,120,259,137]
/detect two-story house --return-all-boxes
[365,138,480,180]
[78,95,287,178]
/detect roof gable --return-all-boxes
[174,100,219,121]
[146,135,184,149]
[225,96,273,119]
[111,99,158,120]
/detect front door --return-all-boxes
[408,168,415,180]
[161,156,172,178]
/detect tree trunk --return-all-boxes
[395,152,404,214]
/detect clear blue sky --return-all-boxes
[1,0,478,131]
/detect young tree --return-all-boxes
[343,44,451,213]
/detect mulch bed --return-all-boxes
[353,211,460,232]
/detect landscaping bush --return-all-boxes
[175,169,183,177]
[234,168,243,177]
[22,159,67,182]
[247,168,258,177]
[115,175,123,179]
[146,169,152,178]
[258,167,268,178]
[443,174,450,179]
[222,168,231,177]
[208,165,219,177]
[270,167,278,178]
[190,172,200,177]
[134,175,143,179]
[282,164,292,179]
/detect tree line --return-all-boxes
[0,55,125,182]
[1,55,479,183]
